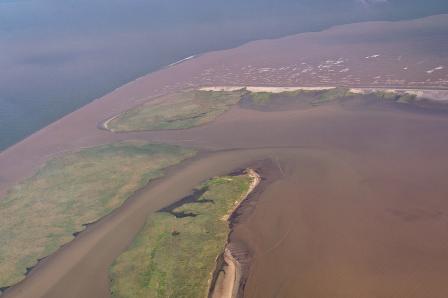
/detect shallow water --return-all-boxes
[5,97,448,297]
[1,0,448,150]
[236,150,448,298]
[2,148,295,298]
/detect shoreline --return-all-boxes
[1,14,447,298]
[99,84,448,135]
[0,147,209,296]
[209,168,261,298]
[2,148,287,298]
[1,145,197,292]
[101,114,119,132]
[200,86,448,102]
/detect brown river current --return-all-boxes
[4,97,448,298]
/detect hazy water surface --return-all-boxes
[1,0,448,150]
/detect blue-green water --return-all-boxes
[1,0,447,150]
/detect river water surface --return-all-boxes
[5,97,448,297]
[2,0,448,150]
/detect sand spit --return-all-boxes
[200,86,335,93]
[350,87,448,101]
[200,86,448,101]
[2,14,448,199]
[101,114,119,132]
[223,168,260,221]
[210,248,241,298]
[209,168,260,298]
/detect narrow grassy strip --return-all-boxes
[110,172,253,298]
[249,92,273,104]
[0,141,196,288]
[371,91,418,103]
[245,88,426,107]
[107,90,244,132]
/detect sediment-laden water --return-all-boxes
[4,90,448,298]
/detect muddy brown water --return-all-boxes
[4,98,448,298]
[234,150,448,298]
[2,148,299,298]
[2,15,448,297]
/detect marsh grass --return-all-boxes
[373,91,417,103]
[0,141,196,288]
[107,90,244,132]
[110,174,251,298]
[311,87,352,105]
[249,92,273,104]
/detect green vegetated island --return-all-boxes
[110,169,259,298]
[2,85,446,294]
[105,90,244,132]
[104,87,446,132]
[103,86,448,298]
[0,142,196,288]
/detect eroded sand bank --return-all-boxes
[210,169,260,298]
[200,86,448,101]
[2,149,290,298]
[200,86,335,93]
[210,248,240,298]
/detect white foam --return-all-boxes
[167,55,195,67]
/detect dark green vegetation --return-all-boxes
[106,90,244,132]
[248,92,273,104]
[0,142,196,288]
[107,87,356,132]
[110,173,252,298]
[107,88,448,133]
[312,87,352,104]
[242,88,448,112]
[373,91,417,103]
[240,87,352,110]
[358,91,448,112]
